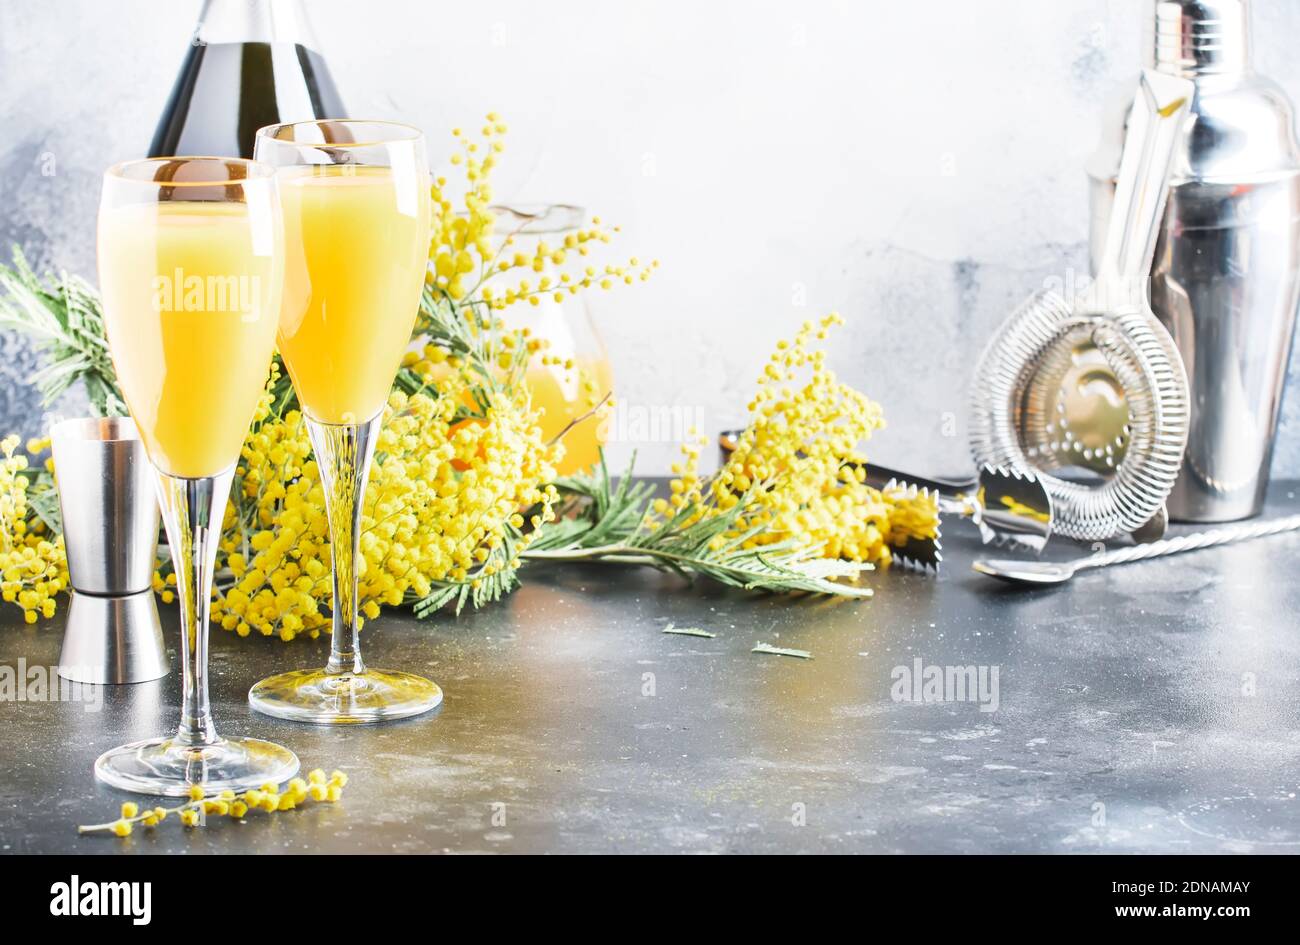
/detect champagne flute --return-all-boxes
[95,157,299,795]
[248,119,442,724]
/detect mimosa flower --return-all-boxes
[0,435,68,623]
[207,350,559,639]
[648,315,940,568]
[78,770,347,838]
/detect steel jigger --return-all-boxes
[50,417,167,684]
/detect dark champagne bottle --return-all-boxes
[149,0,346,160]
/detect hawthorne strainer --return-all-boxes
[969,70,1193,542]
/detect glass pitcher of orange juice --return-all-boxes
[494,204,614,476]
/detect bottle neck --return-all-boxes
[193,0,320,49]
[1148,0,1250,76]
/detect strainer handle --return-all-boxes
[1087,69,1193,302]
[1077,513,1300,572]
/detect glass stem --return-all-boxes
[306,413,381,677]
[153,468,234,747]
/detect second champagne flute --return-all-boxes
[248,119,441,724]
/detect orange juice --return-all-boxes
[277,165,431,424]
[528,357,614,475]
[98,201,282,478]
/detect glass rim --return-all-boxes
[255,118,424,149]
[104,156,276,186]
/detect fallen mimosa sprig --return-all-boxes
[78,769,347,838]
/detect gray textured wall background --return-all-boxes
[4,0,1300,477]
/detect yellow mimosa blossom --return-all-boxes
[212,348,558,639]
[0,435,68,623]
[79,770,346,837]
[651,315,939,568]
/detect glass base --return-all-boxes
[94,735,300,797]
[248,668,442,724]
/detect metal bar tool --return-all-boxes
[51,417,167,684]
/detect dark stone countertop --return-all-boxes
[2,483,1300,854]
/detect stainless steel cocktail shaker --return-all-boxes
[1087,0,1300,522]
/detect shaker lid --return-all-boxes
[1089,0,1300,185]
[1148,0,1248,76]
